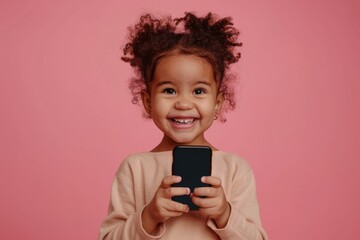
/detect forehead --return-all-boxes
[153,54,215,83]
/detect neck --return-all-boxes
[150,135,217,152]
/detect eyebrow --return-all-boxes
[195,81,212,86]
[155,81,173,87]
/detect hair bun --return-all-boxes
[175,12,242,64]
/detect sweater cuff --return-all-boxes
[207,202,243,238]
[135,205,166,240]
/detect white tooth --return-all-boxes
[174,118,194,124]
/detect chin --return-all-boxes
[170,136,200,145]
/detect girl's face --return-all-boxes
[142,54,223,150]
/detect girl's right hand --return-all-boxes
[142,176,190,234]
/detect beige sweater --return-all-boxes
[99,151,268,240]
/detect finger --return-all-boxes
[163,187,190,198]
[201,176,222,188]
[197,205,222,218]
[155,202,188,220]
[160,176,182,189]
[191,195,218,208]
[164,199,189,213]
[163,210,186,218]
[193,187,218,198]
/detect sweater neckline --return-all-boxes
[145,150,222,156]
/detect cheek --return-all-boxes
[152,98,170,115]
[201,103,217,118]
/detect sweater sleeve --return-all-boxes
[207,170,268,240]
[98,165,166,240]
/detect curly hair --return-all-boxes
[121,12,242,121]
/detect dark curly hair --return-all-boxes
[121,12,242,121]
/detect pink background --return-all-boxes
[1,0,359,239]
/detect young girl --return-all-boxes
[99,12,268,240]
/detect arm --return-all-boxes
[99,170,190,240]
[141,176,190,234]
[98,174,165,240]
[208,170,268,240]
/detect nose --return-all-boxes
[174,95,194,110]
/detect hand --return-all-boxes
[142,176,190,234]
[191,176,231,228]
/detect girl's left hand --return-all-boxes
[191,176,231,228]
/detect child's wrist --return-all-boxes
[142,205,160,234]
[214,202,231,229]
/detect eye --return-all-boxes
[193,88,206,95]
[163,88,176,94]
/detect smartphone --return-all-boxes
[172,145,212,210]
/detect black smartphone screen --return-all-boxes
[172,145,212,210]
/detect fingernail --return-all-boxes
[201,176,206,182]
[186,188,190,194]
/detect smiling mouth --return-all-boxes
[170,118,195,124]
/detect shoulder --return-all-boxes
[118,151,157,165]
[214,151,252,170]
[115,151,172,176]
[120,151,171,165]
[121,152,152,164]
[115,152,152,175]
[212,151,253,180]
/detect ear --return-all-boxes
[141,90,152,116]
[215,91,224,113]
